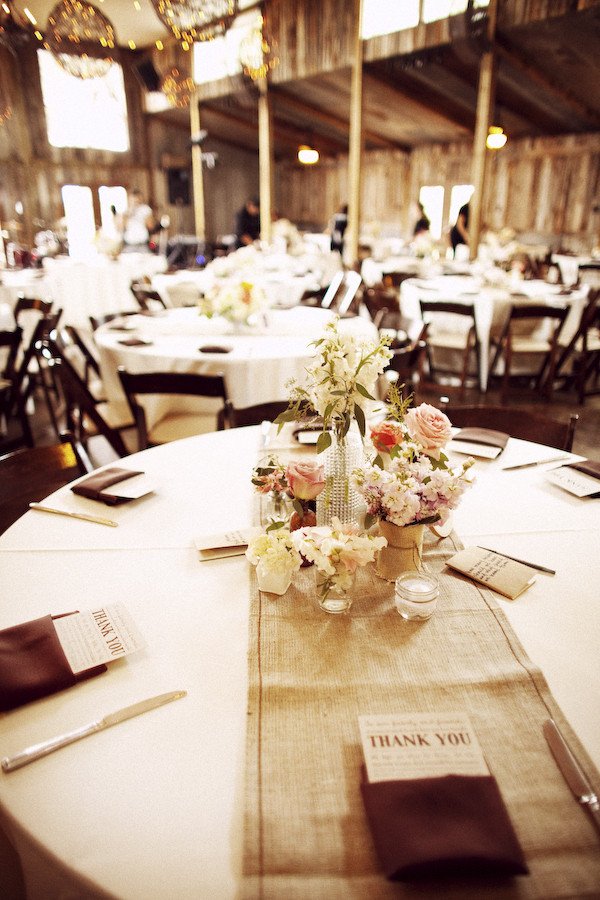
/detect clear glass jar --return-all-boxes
[394,571,439,621]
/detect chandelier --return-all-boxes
[239,15,279,82]
[150,0,238,45]
[45,0,116,79]
[161,66,195,108]
[0,1,35,55]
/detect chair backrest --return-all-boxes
[0,432,93,536]
[62,324,101,379]
[420,300,477,319]
[363,285,400,323]
[130,283,167,311]
[224,400,290,429]
[45,337,129,457]
[321,270,362,313]
[443,404,579,451]
[14,296,53,323]
[0,326,23,384]
[118,367,230,447]
[555,290,599,376]
[505,303,569,325]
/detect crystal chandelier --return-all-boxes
[239,15,279,82]
[45,0,116,79]
[161,66,195,108]
[150,0,238,45]
[0,1,35,55]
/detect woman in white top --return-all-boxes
[122,189,155,251]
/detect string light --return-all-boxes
[239,15,278,82]
[150,0,238,44]
[161,65,195,108]
[45,1,116,79]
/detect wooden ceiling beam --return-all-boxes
[363,67,473,134]
[269,86,405,151]
[495,38,600,129]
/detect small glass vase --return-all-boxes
[260,491,293,527]
[375,521,425,582]
[316,571,354,614]
[256,559,293,596]
[316,424,365,528]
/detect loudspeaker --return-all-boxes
[134,58,161,93]
[167,168,191,206]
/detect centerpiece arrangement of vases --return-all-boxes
[246,319,475,613]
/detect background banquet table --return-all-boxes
[95,307,377,425]
[399,275,589,389]
[0,426,599,899]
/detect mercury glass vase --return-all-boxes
[316,424,365,528]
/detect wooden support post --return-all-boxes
[190,86,206,242]
[258,76,273,244]
[345,0,364,270]
[470,0,498,261]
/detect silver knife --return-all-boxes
[1,690,187,773]
[543,718,600,836]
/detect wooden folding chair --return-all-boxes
[418,300,480,398]
[553,290,600,404]
[130,282,168,312]
[118,368,230,450]
[223,400,290,429]
[442,404,579,452]
[0,326,33,452]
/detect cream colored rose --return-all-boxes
[404,404,452,457]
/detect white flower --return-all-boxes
[245,528,302,574]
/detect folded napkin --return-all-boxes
[72,467,144,505]
[361,772,528,881]
[566,459,600,480]
[453,427,509,450]
[118,337,153,347]
[0,614,106,711]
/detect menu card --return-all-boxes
[53,603,145,674]
[359,712,489,783]
[546,464,600,498]
[194,528,252,561]
[446,547,536,599]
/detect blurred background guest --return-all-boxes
[235,198,260,248]
[121,188,156,252]
[329,204,348,255]
[450,202,470,256]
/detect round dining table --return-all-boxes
[94,307,377,427]
[400,275,589,390]
[0,424,599,899]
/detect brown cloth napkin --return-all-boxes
[72,467,143,505]
[360,772,528,881]
[453,427,509,449]
[567,459,600,480]
[0,614,106,711]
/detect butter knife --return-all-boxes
[543,718,600,836]
[1,690,186,773]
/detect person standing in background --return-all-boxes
[413,202,430,236]
[235,198,260,248]
[329,204,348,254]
[121,188,155,252]
[450,203,470,255]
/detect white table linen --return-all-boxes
[0,429,599,898]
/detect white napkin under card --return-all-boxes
[194,529,252,561]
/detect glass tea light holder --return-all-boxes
[394,571,439,621]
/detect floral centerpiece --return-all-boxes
[245,528,302,595]
[199,279,270,326]
[354,389,475,580]
[291,517,386,613]
[276,319,393,526]
[251,457,325,528]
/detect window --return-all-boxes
[419,186,444,240]
[38,49,129,152]
[193,6,261,84]
[449,185,474,227]
[61,186,96,260]
[362,0,419,38]
[422,1,467,23]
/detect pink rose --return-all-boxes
[404,404,452,457]
[286,461,326,501]
[370,421,403,454]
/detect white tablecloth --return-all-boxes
[0,428,598,898]
[95,307,377,425]
[400,276,588,389]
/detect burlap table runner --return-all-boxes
[242,531,600,898]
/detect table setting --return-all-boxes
[0,319,599,898]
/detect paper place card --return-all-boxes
[446,547,536,600]
[53,603,145,675]
[194,529,252,561]
[448,439,502,460]
[359,712,489,783]
[546,466,600,498]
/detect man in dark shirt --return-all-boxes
[235,198,260,248]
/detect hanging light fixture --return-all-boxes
[45,0,116,80]
[161,66,195,108]
[238,14,279,82]
[0,1,35,55]
[298,145,319,166]
[150,0,238,46]
[486,126,507,150]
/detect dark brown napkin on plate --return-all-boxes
[72,467,143,505]
[361,772,528,880]
[566,459,600,480]
[0,614,106,711]
[118,337,152,347]
[453,427,509,450]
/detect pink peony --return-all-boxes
[370,421,403,454]
[286,461,326,501]
[404,404,452,457]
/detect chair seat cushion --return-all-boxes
[430,333,472,351]
[511,338,552,353]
